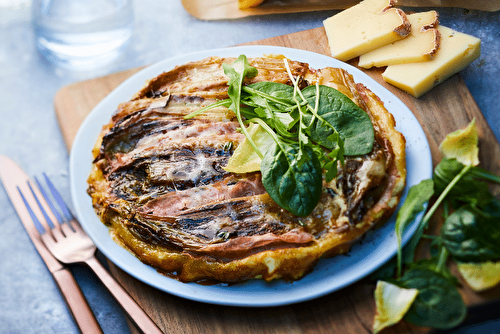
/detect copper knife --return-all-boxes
[0,155,103,334]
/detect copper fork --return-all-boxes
[19,174,163,334]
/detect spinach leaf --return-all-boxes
[407,258,459,286]
[244,81,295,105]
[399,268,466,329]
[441,200,500,262]
[301,85,374,156]
[469,166,500,184]
[434,158,492,206]
[260,140,323,217]
[394,179,434,276]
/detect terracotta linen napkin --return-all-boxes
[182,0,500,20]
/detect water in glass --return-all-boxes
[33,0,133,70]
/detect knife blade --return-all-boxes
[0,155,103,334]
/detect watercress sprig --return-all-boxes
[222,55,261,158]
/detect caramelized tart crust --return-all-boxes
[87,55,406,283]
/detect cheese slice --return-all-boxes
[323,0,411,62]
[358,11,440,68]
[382,25,480,97]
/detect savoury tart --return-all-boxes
[87,55,406,283]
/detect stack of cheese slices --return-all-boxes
[323,0,481,98]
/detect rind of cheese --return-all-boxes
[358,11,441,68]
[382,25,480,98]
[323,0,411,62]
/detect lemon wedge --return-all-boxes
[439,119,479,167]
[373,281,419,333]
[223,123,274,173]
[457,261,500,291]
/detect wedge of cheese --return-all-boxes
[358,11,440,68]
[323,0,411,62]
[382,25,481,97]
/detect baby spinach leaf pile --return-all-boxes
[373,120,500,332]
[186,55,374,217]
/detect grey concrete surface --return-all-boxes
[1,1,499,333]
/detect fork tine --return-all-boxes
[31,175,75,237]
[22,180,57,233]
[42,174,83,235]
[26,177,73,239]
[17,186,46,234]
[28,180,56,229]
[35,176,64,225]
[43,173,74,222]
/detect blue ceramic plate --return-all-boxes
[70,45,432,307]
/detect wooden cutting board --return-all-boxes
[54,27,500,334]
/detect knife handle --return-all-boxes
[85,256,163,334]
[52,268,104,334]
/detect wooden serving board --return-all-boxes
[54,27,500,334]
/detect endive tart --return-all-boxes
[87,54,406,283]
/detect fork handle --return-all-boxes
[84,256,163,334]
[52,268,104,334]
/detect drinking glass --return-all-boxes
[32,0,134,70]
